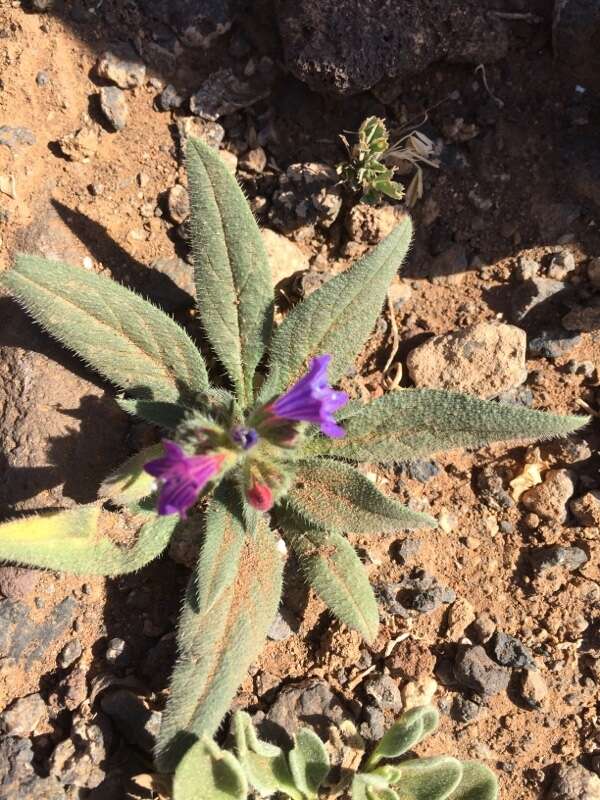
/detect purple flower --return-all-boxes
[144,440,225,518]
[271,354,348,438]
[231,426,259,450]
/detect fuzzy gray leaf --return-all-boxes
[186,138,273,406]
[305,389,589,463]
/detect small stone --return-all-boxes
[521,469,575,523]
[0,126,36,150]
[105,637,127,666]
[190,68,270,121]
[30,0,54,10]
[36,70,50,87]
[167,184,190,225]
[265,679,347,741]
[345,203,406,245]
[99,86,129,131]
[0,736,64,798]
[530,545,588,574]
[406,322,527,399]
[147,256,195,311]
[239,146,267,173]
[360,705,385,741]
[490,631,535,670]
[511,277,568,324]
[446,598,476,641]
[0,567,39,601]
[363,674,402,713]
[562,306,600,332]
[401,676,437,710]
[519,670,548,709]
[156,84,184,111]
[96,49,146,89]
[57,639,82,669]
[261,228,309,286]
[453,645,510,698]
[528,330,581,359]
[0,694,47,736]
[546,763,600,800]
[570,491,600,526]
[394,536,421,564]
[451,695,481,722]
[176,117,225,151]
[270,162,342,234]
[388,279,412,309]
[57,126,99,162]
[548,250,576,280]
[588,257,600,289]
[60,668,87,711]
[516,256,539,281]
[267,612,294,641]
[100,690,161,753]
[219,149,238,174]
[399,459,440,483]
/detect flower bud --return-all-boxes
[246,480,274,512]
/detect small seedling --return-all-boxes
[173,705,499,800]
[0,138,586,777]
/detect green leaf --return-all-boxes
[287,527,379,642]
[448,763,498,800]
[393,757,462,800]
[186,138,273,406]
[173,737,248,800]
[156,488,284,771]
[3,255,209,403]
[118,398,189,430]
[233,712,302,800]
[0,506,177,575]
[352,773,398,800]
[366,707,439,770]
[288,728,330,799]
[99,444,163,506]
[259,218,413,400]
[287,459,435,532]
[305,389,589,463]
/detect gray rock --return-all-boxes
[100,690,161,753]
[381,571,455,617]
[269,163,342,235]
[36,71,50,87]
[490,632,536,670]
[156,84,184,111]
[475,465,514,510]
[0,597,76,668]
[546,762,600,800]
[394,536,421,564]
[176,116,225,152]
[454,645,510,698]
[96,48,146,89]
[277,0,507,96]
[0,693,47,736]
[167,184,190,225]
[267,612,294,641]
[146,257,195,311]
[518,670,548,710]
[29,0,54,10]
[511,277,569,324]
[554,0,600,93]
[189,67,271,121]
[0,736,64,799]
[265,679,348,743]
[58,639,82,669]
[528,330,581,359]
[0,567,39,601]
[399,459,441,483]
[99,87,129,131]
[451,695,481,722]
[548,250,576,280]
[0,126,35,150]
[562,305,600,332]
[59,668,87,711]
[105,637,128,666]
[363,674,402,713]
[530,545,589,574]
[170,0,237,48]
[360,705,385,741]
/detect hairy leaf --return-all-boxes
[99,444,163,506]
[156,488,283,771]
[173,737,247,800]
[259,218,412,400]
[287,527,379,642]
[305,389,589,463]
[0,506,177,575]
[186,138,273,406]
[366,707,439,770]
[233,712,301,800]
[288,728,330,799]
[393,757,462,800]
[352,773,398,800]
[287,459,435,532]
[118,399,189,430]
[3,255,209,402]
[448,763,498,800]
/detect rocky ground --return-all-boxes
[0,1,599,798]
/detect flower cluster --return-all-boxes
[144,354,347,518]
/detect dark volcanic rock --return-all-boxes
[554,0,600,92]
[264,679,348,744]
[0,736,64,800]
[490,632,536,670]
[454,645,510,698]
[0,597,76,667]
[277,0,508,96]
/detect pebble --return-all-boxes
[546,763,600,800]
[516,255,539,281]
[446,598,476,641]
[393,536,421,564]
[490,631,536,670]
[96,49,146,89]
[528,330,581,359]
[261,228,309,286]
[530,545,588,574]
[548,250,576,280]
[521,469,576,523]
[57,639,82,669]
[189,68,270,121]
[100,690,161,753]
[105,637,128,666]
[0,126,35,150]
[519,670,548,709]
[0,693,47,736]
[265,679,347,740]
[363,674,402,713]
[167,184,190,225]
[176,116,225,151]
[453,645,510,698]
[562,306,600,332]
[0,566,39,601]
[406,322,527,399]
[59,668,87,711]
[402,676,437,709]
[239,146,268,173]
[451,695,481,722]
[345,202,406,245]
[570,491,600,526]
[99,86,129,131]
[269,162,342,235]
[399,459,440,483]
[511,277,568,324]
[381,571,455,617]
[36,70,50,87]
[0,736,64,798]
[58,126,99,162]
[156,84,184,112]
[267,612,294,641]
[360,705,385,741]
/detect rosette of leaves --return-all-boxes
[0,138,586,776]
[338,116,405,204]
[173,705,498,800]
